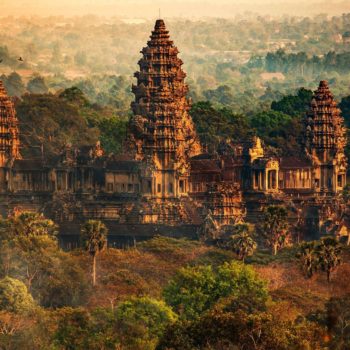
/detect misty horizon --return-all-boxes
[2,0,350,18]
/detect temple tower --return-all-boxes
[305,81,347,193]
[128,19,201,199]
[0,81,20,167]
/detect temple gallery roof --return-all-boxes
[190,159,221,173]
[106,160,140,172]
[190,153,217,160]
[280,156,312,169]
[13,159,46,171]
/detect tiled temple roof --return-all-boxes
[106,160,140,172]
[190,159,221,173]
[280,156,312,169]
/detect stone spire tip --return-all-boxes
[155,19,166,30]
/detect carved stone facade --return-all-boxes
[305,80,347,193]
[0,81,20,166]
[0,20,347,245]
[127,19,201,200]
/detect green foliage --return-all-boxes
[59,86,90,107]
[0,212,58,291]
[163,261,267,320]
[226,224,257,261]
[249,110,303,155]
[158,299,324,350]
[250,110,292,135]
[55,299,176,350]
[54,308,99,350]
[80,220,108,286]
[80,220,108,257]
[116,297,177,349]
[3,212,57,239]
[0,16,349,347]
[296,241,317,278]
[261,205,290,255]
[54,308,119,350]
[38,252,90,308]
[271,88,313,117]
[97,116,127,154]
[0,212,88,307]
[16,92,100,159]
[190,101,250,151]
[0,277,35,313]
[216,261,268,302]
[296,238,342,282]
[163,265,217,320]
[139,236,200,256]
[315,237,342,282]
[265,49,350,75]
[246,246,299,265]
[192,249,236,267]
[340,95,350,127]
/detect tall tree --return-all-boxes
[315,237,342,283]
[80,220,107,286]
[227,224,257,262]
[261,206,289,255]
[296,241,317,278]
[0,212,58,290]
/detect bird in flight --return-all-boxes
[18,57,23,62]
[0,59,3,63]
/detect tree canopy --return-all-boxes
[0,277,35,313]
[163,261,267,320]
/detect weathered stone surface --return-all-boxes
[0,22,347,244]
[0,81,20,167]
[128,19,201,201]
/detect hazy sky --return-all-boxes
[2,0,350,18]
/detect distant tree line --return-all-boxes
[247,49,350,76]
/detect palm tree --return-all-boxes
[262,205,289,255]
[297,241,317,278]
[80,220,108,286]
[227,224,257,262]
[315,237,342,283]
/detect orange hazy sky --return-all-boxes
[1,0,350,18]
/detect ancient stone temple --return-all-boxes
[127,19,201,200]
[0,81,20,167]
[304,80,347,194]
[0,20,348,246]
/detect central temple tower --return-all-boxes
[305,80,347,193]
[128,19,201,199]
